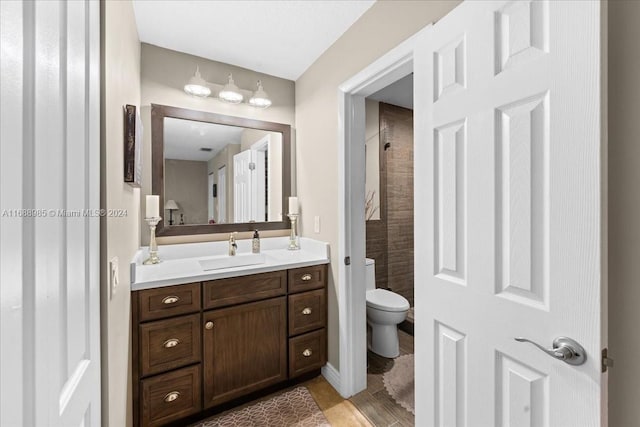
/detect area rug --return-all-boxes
[194,386,330,427]
[383,353,415,414]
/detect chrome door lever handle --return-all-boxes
[515,336,587,366]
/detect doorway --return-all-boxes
[350,77,417,425]
[335,31,420,399]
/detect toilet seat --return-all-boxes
[366,289,410,312]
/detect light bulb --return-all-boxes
[218,73,243,104]
[249,80,272,108]
[183,66,211,98]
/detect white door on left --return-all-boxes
[0,1,101,426]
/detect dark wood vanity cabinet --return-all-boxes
[131,264,328,427]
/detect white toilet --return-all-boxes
[365,258,410,358]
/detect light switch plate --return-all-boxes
[109,257,119,299]
[314,216,320,233]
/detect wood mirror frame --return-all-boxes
[151,104,291,236]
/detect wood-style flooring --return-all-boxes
[305,376,373,427]
[349,330,414,427]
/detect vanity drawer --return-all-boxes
[288,289,326,336]
[288,265,327,294]
[203,270,286,309]
[140,313,201,377]
[138,283,201,322]
[141,364,201,427]
[288,329,327,378]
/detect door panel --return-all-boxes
[434,321,466,427]
[434,119,466,285]
[203,297,287,408]
[414,1,603,426]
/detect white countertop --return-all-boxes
[131,237,330,291]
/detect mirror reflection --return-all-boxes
[163,117,283,225]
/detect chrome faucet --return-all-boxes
[228,232,238,256]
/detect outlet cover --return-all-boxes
[314,216,321,233]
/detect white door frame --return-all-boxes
[208,172,214,220]
[217,166,227,223]
[334,28,429,398]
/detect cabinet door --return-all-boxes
[203,297,287,408]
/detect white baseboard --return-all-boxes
[321,363,343,396]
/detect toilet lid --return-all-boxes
[366,289,410,312]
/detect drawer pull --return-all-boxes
[302,307,312,315]
[163,338,180,348]
[301,274,312,281]
[302,348,313,357]
[162,296,180,305]
[205,321,214,330]
[163,391,181,403]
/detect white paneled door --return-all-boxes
[233,150,253,223]
[414,1,604,426]
[0,1,101,426]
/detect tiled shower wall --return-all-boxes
[366,102,414,306]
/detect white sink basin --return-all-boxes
[198,253,266,271]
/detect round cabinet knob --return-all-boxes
[163,338,180,348]
[205,321,214,330]
[302,348,313,357]
[302,307,312,315]
[162,296,180,305]
[164,391,180,403]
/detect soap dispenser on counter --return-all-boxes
[252,229,260,254]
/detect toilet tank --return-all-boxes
[365,258,376,291]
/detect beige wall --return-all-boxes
[295,0,460,369]
[165,159,208,224]
[608,1,640,425]
[100,1,141,426]
[365,99,380,220]
[140,43,295,244]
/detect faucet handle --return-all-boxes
[228,232,238,256]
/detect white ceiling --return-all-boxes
[164,118,243,162]
[368,73,413,110]
[132,0,375,81]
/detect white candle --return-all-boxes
[288,196,299,215]
[146,195,159,218]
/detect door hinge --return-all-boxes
[602,348,614,372]
[344,256,351,265]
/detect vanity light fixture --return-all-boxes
[184,69,272,108]
[218,73,244,104]
[249,80,272,108]
[183,66,211,98]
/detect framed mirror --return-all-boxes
[151,104,291,236]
